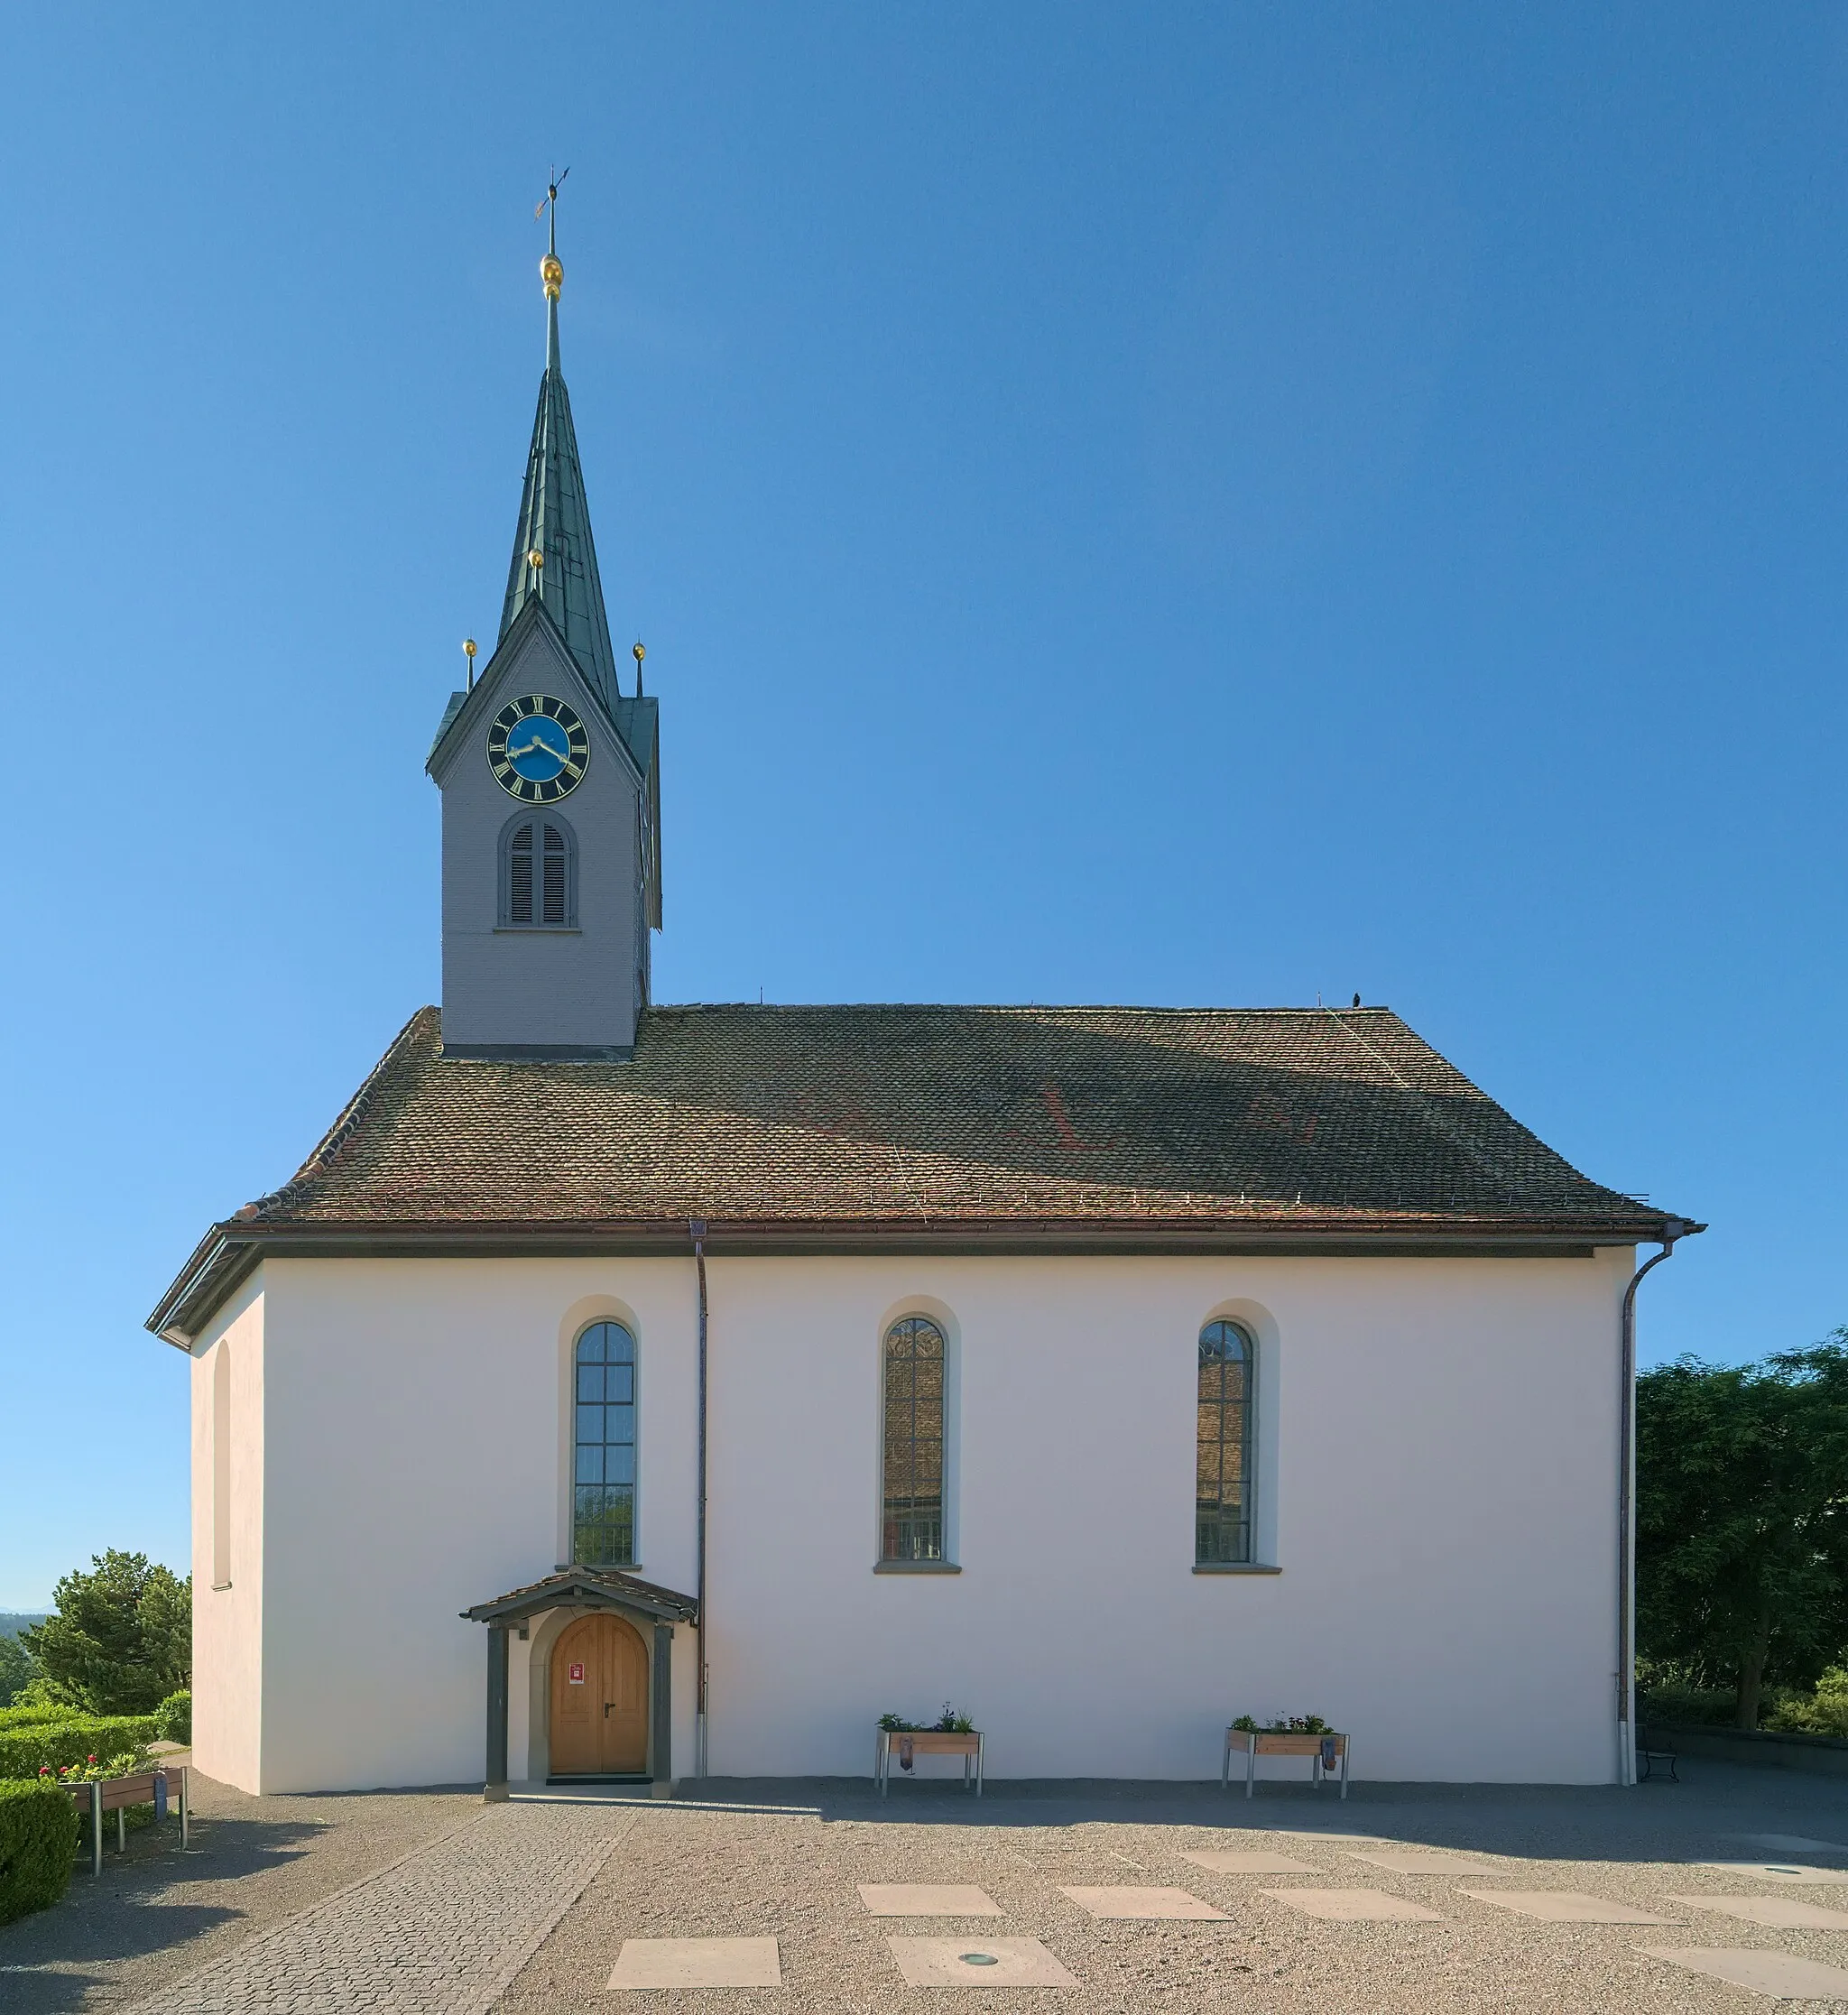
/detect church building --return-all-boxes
[149,225,1696,1798]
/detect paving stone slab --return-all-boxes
[886,1936,1079,1987]
[1258,1888,1444,1922]
[857,1884,1002,1917]
[1457,1890,1671,1924]
[1059,1886,1227,1920]
[1348,1851,1496,1876]
[1672,1894,1848,1930]
[1642,1947,1848,1999]
[607,1937,781,1989]
[1181,1849,1319,1875]
[1698,1861,1848,1885]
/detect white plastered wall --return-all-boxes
[189,1272,265,1792]
[253,1258,701,1793]
[702,1252,1631,1784]
[228,1246,1631,1792]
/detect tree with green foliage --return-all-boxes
[21,1553,190,1716]
[1638,1340,1848,1728]
[0,1632,35,1708]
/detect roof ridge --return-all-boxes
[644,1002,1401,1016]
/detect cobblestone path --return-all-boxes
[125,1801,631,2015]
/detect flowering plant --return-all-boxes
[37,1750,142,1785]
[1232,1714,1330,1734]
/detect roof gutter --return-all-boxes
[689,1218,710,1779]
[1617,1218,1694,1786]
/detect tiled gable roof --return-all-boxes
[151,1001,1691,1343]
[258,1003,1664,1231]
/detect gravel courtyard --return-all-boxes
[6,1762,1848,2011]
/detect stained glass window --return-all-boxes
[574,1321,636,1567]
[1197,1319,1254,1564]
[882,1316,946,1561]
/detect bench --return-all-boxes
[68,1767,189,1875]
[874,1728,984,1796]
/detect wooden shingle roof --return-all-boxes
[149,1002,1693,1343]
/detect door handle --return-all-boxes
[604,1702,613,1718]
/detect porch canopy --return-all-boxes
[463,1567,698,1800]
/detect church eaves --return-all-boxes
[498,217,625,716]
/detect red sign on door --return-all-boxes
[568,1661,587,1685]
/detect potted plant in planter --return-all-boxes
[874,1704,984,1796]
[1224,1713,1351,1798]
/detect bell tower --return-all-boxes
[425,186,661,1060]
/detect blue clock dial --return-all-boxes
[509,715,570,780]
[486,695,590,803]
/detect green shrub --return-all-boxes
[0,1715,159,1782]
[154,1690,190,1744]
[1637,1679,1739,1727]
[1767,1668,1848,1738]
[0,1779,79,1924]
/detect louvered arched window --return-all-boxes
[1197,1319,1255,1564]
[499,814,578,928]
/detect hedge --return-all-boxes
[0,1702,82,1733]
[0,1779,79,1923]
[0,1715,161,1782]
[0,1691,189,1740]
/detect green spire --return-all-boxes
[499,180,624,713]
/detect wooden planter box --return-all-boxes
[68,1766,189,1875]
[1223,1729,1351,1798]
[874,1728,984,1796]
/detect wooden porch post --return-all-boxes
[485,1623,511,1802]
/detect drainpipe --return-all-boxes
[1618,1218,1688,1787]
[689,1219,710,1778]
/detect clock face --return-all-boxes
[486,695,590,802]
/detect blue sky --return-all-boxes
[2,5,1843,1609]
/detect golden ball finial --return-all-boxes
[463,638,477,660]
[541,252,563,300]
[633,641,645,664]
[528,548,544,572]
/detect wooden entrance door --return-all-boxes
[550,1613,649,1775]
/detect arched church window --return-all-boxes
[500,815,578,928]
[1197,1319,1255,1564]
[573,1320,636,1567]
[881,1316,946,1562]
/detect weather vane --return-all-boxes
[536,165,569,301]
[536,165,569,248]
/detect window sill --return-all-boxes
[1193,1563,1281,1576]
[211,1581,232,1591]
[873,1560,962,1575]
[494,926,581,935]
